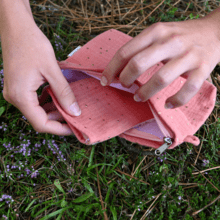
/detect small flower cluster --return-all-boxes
[31,170,39,178]
[2,132,67,161]
[67,164,74,175]
[54,35,63,51]
[22,115,27,121]
[3,161,40,179]
[3,142,13,151]
[157,152,167,162]
[20,139,31,156]
[0,122,8,132]
[3,136,43,158]
[48,5,58,13]
[137,201,142,211]
[38,4,58,14]
[2,215,8,220]
[202,159,209,167]
[0,194,14,204]
[48,140,66,161]
[19,132,26,140]
[1,130,67,182]
[34,142,41,152]
[22,165,39,178]
[177,195,182,205]
[68,188,73,193]
[187,149,193,154]
[38,5,46,11]
[1,160,37,180]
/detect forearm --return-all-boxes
[200,7,220,42]
[0,0,35,37]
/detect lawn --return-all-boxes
[0,0,220,219]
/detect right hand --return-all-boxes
[1,23,81,136]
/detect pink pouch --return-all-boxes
[47,29,217,154]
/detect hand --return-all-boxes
[1,23,81,135]
[100,18,220,109]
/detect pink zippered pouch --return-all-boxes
[47,29,217,150]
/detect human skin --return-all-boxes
[1,2,220,136]
[0,0,81,136]
[100,9,220,109]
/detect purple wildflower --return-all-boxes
[31,170,39,178]
[54,35,63,51]
[202,159,209,167]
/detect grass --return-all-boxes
[0,0,220,219]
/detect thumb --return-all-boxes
[45,65,81,117]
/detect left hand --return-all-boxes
[100,18,220,109]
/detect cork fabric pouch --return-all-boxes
[47,29,217,149]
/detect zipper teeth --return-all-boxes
[147,101,172,138]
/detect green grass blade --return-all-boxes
[39,206,71,220]
[56,213,63,220]
[54,179,66,194]
[31,200,61,217]
[104,182,115,203]
[110,206,117,220]
[24,199,37,212]
[0,106,5,116]
[81,178,94,194]
[88,145,95,167]
[73,192,94,203]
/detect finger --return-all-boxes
[21,102,73,135]
[100,22,170,86]
[164,66,209,108]
[118,40,184,88]
[45,63,81,117]
[133,52,199,102]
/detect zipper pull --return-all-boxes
[155,137,173,156]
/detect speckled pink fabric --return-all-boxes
[47,29,217,149]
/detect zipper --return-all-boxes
[154,137,172,156]
[146,102,174,155]
[147,101,172,138]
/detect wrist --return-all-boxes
[200,8,220,62]
[201,8,220,42]
[0,0,35,37]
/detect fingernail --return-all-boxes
[165,102,174,109]
[100,76,108,86]
[134,94,142,102]
[70,102,81,116]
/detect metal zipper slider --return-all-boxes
[155,137,173,156]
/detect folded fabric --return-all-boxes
[46,29,217,151]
